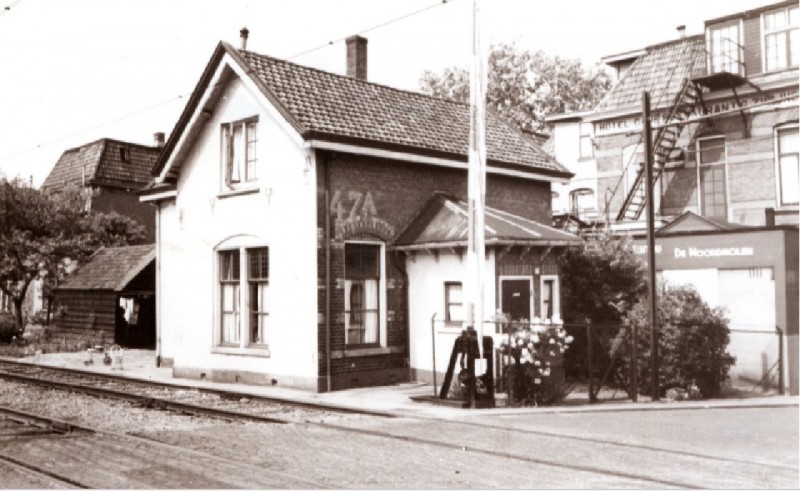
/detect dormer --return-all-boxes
[702,1,797,83]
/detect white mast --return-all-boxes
[467,0,487,361]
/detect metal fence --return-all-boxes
[428,317,787,404]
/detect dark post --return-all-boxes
[628,318,638,402]
[431,314,438,397]
[586,319,596,403]
[642,91,660,402]
[777,326,785,395]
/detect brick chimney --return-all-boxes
[240,27,249,50]
[346,35,368,80]
[153,132,166,148]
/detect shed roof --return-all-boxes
[43,139,161,192]
[394,193,580,249]
[594,36,706,114]
[57,245,155,291]
[151,42,569,181]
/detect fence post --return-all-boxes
[586,319,595,403]
[628,318,637,402]
[777,326,785,396]
[431,314,438,397]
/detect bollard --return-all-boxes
[110,344,123,371]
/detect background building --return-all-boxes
[547,1,798,394]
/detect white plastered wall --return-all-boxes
[406,251,496,380]
[158,73,318,381]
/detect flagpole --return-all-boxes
[467,0,487,363]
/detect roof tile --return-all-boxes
[57,245,155,291]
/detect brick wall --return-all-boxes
[51,290,117,348]
[314,151,554,387]
[595,104,798,226]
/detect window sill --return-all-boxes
[217,186,260,199]
[211,345,271,357]
[330,346,404,358]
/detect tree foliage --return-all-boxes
[559,233,647,326]
[0,178,146,331]
[419,43,612,133]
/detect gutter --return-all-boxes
[323,151,332,392]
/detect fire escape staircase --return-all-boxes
[615,79,702,222]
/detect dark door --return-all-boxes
[501,279,531,321]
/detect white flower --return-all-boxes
[534,360,541,366]
[565,336,574,344]
[543,369,551,376]
[532,335,540,344]
[549,338,556,344]
[549,351,555,356]
[534,378,542,384]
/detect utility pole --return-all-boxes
[642,91,660,402]
[466,0,487,363]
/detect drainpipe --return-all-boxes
[393,250,411,381]
[155,202,162,367]
[323,151,332,392]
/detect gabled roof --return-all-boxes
[393,193,580,250]
[42,138,161,192]
[151,42,569,181]
[657,211,750,235]
[593,36,706,114]
[57,245,155,291]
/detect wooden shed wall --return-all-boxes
[51,290,117,348]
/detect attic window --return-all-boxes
[222,117,258,188]
[119,147,130,162]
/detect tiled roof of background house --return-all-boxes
[594,36,706,113]
[43,139,160,192]
[394,193,580,248]
[237,48,566,174]
[57,245,155,291]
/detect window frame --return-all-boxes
[444,281,464,327]
[212,240,271,356]
[696,135,729,222]
[343,241,386,348]
[775,123,799,207]
[247,247,270,347]
[539,275,561,321]
[707,20,744,75]
[578,122,594,160]
[761,5,799,73]
[221,116,259,191]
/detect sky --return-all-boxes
[0,0,776,186]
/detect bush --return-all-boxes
[617,285,735,399]
[0,313,19,344]
[498,320,574,406]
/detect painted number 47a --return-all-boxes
[331,190,378,222]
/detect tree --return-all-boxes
[419,43,612,133]
[559,232,647,326]
[0,178,146,332]
[558,232,647,380]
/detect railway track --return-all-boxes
[0,405,328,488]
[0,358,795,488]
[0,359,390,424]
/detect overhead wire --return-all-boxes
[0,0,456,163]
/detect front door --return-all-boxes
[501,279,531,322]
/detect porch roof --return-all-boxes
[57,245,155,292]
[393,193,581,250]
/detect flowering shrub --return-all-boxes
[497,317,574,406]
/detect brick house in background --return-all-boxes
[42,136,164,242]
[547,0,798,394]
[140,32,577,392]
[9,136,163,322]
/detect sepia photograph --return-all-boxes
[0,0,797,487]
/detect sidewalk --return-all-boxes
[5,349,797,420]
